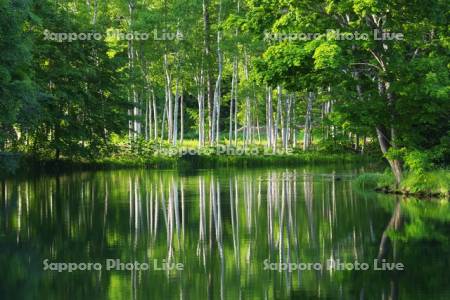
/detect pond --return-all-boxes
[1,166,449,299]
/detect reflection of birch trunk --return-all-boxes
[278,173,285,264]
[389,278,399,300]
[181,180,185,245]
[134,177,139,232]
[103,181,108,240]
[146,186,151,236]
[17,185,21,242]
[303,171,316,246]
[244,179,252,233]
[197,177,207,266]
[172,177,180,250]
[267,173,274,254]
[283,177,292,288]
[127,176,140,249]
[211,178,223,258]
[129,177,133,232]
[377,199,402,260]
[159,179,171,259]
[230,178,238,265]
[153,183,159,242]
[234,176,240,268]
[244,178,254,262]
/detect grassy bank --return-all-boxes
[1,148,371,177]
[354,170,450,198]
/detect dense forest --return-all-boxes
[1,2,450,298]
[0,0,448,190]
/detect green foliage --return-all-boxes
[0,0,447,190]
[355,168,449,196]
[389,199,450,243]
[401,170,450,195]
[403,150,432,174]
[0,0,35,148]
[354,171,395,190]
[312,42,343,70]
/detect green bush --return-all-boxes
[401,170,450,194]
[353,171,395,190]
[404,150,432,174]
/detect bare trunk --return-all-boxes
[180,90,184,144]
[197,71,206,146]
[164,54,173,141]
[172,79,179,145]
[229,58,236,145]
[152,91,158,139]
[376,127,403,186]
[202,0,214,144]
[303,91,314,151]
[274,86,282,151]
[266,86,273,148]
[291,94,296,147]
[212,0,223,145]
[243,53,251,147]
[376,76,403,186]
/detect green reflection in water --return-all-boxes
[1,166,449,299]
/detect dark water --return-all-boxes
[1,166,449,299]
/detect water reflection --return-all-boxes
[0,168,449,299]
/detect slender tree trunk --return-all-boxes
[291,94,296,147]
[229,59,236,145]
[197,71,206,146]
[145,92,150,140]
[172,79,179,145]
[180,89,184,144]
[274,86,282,151]
[303,91,314,151]
[233,66,238,145]
[243,53,251,147]
[212,0,223,145]
[266,86,273,148]
[164,54,173,141]
[202,0,214,144]
[152,90,158,140]
[161,93,167,141]
[128,1,140,141]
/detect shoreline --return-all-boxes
[1,151,373,178]
[354,171,450,200]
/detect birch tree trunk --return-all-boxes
[152,90,158,140]
[274,86,282,151]
[291,94,296,147]
[197,71,206,146]
[266,86,274,148]
[303,91,314,151]
[164,54,173,142]
[244,53,251,147]
[180,89,184,144]
[202,0,214,144]
[172,79,179,145]
[229,58,237,145]
[212,0,223,145]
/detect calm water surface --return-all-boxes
[1,166,449,299]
